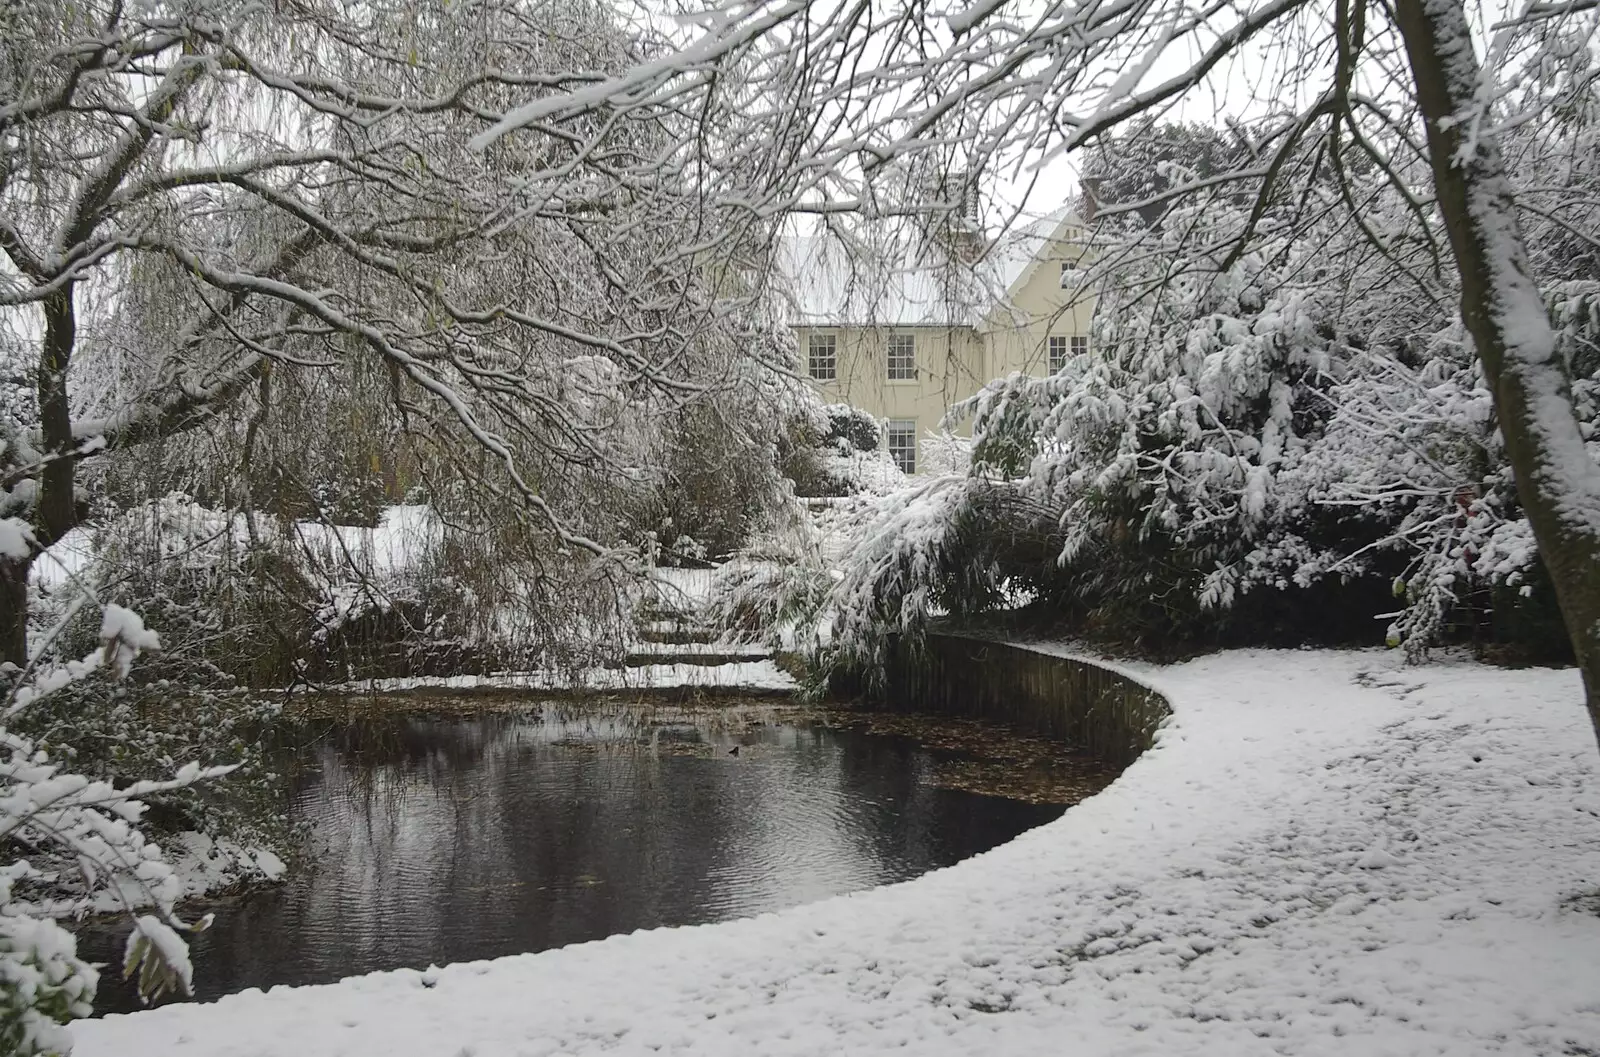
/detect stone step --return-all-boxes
[620,642,774,668]
[638,622,719,645]
[635,606,698,625]
[620,652,770,668]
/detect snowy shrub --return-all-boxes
[782,401,933,499]
[919,432,973,478]
[707,531,837,659]
[780,402,890,499]
[823,405,881,454]
[8,665,289,875]
[817,446,910,497]
[824,475,1053,684]
[1272,339,1508,657]
[0,912,94,1057]
[52,497,315,686]
[20,502,296,869]
[954,197,1386,648]
[2,605,227,1052]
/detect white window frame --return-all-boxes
[808,333,837,381]
[1060,261,1084,289]
[886,333,916,381]
[886,419,917,475]
[1048,335,1068,374]
[1071,334,1090,358]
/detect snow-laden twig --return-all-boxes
[2,603,226,1055]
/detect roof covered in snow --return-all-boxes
[776,208,1080,329]
[773,235,995,328]
[986,206,1079,294]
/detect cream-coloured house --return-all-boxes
[780,210,1093,474]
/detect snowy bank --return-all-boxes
[338,658,797,695]
[23,833,288,921]
[164,833,287,902]
[75,649,1600,1056]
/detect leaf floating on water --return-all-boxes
[819,708,1121,805]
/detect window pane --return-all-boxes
[1048,335,1068,373]
[886,419,917,474]
[808,334,836,380]
[1071,335,1089,357]
[887,334,916,381]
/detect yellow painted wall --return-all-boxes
[980,220,1095,379]
[795,324,987,439]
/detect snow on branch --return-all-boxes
[1,601,229,1052]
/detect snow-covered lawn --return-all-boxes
[75,648,1600,1056]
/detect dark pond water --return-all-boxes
[86,702,1067,1012]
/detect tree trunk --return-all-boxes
[0,558,28,668]
[1395,0,1600,745]
[3,285,88,666]
[37,287,79,544]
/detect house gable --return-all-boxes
[976,209,1091,334]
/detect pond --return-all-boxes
[86,699,1110,1013]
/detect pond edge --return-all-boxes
[882,632,1173,768]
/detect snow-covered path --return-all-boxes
[75,649,1600,1056]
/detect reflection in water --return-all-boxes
[86,704,1064,1012]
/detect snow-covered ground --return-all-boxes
[646,566,719,612]
[625,641,777,658]
[75,648,1600,1056]
[30,504,444,594]
[341,659,797,694]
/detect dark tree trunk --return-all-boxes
[37,287,80,543]
[1396,0,1600,745]
[5,284,87,665]
[0,558,28,668]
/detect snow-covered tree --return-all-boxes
[0,0,793,666]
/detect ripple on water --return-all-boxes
[83,701,1075,1012]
